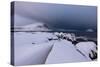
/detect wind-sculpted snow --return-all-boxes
[15,43,54,66]
[14,32,97,65]
[76,42,97,60]
[45,40,90,64]
[14,32,55,65]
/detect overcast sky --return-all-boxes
[12,1,97,31]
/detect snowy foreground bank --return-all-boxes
[14,32,97,66]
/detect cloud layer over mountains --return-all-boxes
[12,1,97,32]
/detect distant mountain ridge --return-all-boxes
[13,23,51,31]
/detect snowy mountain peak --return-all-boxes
[24,23,47,28]
[14,23,51,31]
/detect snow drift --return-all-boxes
[45,40,90,64]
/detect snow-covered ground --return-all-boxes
[45,40,90,64]
[76,42,97,60]
[13,32,97,66]
[14,32,55,65]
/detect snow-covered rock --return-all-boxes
[65,33,76,41]
[75,42,97,60]
[54,32,76,41]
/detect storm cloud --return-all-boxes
[12,1,97,31]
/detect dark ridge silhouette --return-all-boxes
[76,38,87,42]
